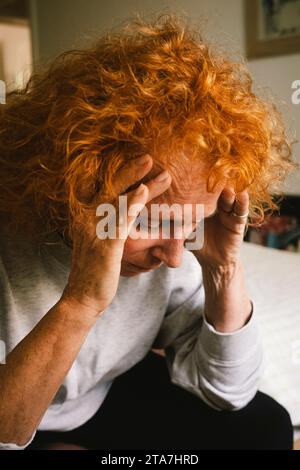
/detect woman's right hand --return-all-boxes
[61,154,171,319]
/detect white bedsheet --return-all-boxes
[240,242,300,429]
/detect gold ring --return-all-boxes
[231,211,249,219]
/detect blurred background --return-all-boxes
[1,1,300,447]
[0,0,300,250]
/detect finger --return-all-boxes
[117,183,149,239]
[144,169,172,202]
[113,154,153,196]
[125,170,172,228]
[217,187,236,213]
[114,170,172,240]
[231,190,249,222]
[123,168,172,203]
[217,188,249,227]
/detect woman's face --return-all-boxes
[120,169,225,277]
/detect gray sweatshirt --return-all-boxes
[0,230,262,450]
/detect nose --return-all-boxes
[150,239,184,268]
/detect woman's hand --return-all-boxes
[192,187,249,268]
[190,187,252,332]
[61,154,171,319]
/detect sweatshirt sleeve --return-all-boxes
[151,251,263,411]
[0,430,36,450]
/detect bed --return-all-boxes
[240,241,300,444]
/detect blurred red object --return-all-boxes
[250,215,298,246]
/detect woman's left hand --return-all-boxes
[189,187,252,332]
[191,188,249,267]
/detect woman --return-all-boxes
[0,13,296,450]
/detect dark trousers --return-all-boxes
[27,351,293,450]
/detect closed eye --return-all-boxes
[138,217,200,232]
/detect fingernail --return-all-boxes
[136,183,145,194]
[137,154,151,165]
[155,170,170,182]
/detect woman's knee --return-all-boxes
[232,391,294,449]
[158,389,294,450]
[29,441,88,450]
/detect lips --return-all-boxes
[132,265,152,271]
[128,262,161,271]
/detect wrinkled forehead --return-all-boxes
[142,159,224,218]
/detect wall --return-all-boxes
[29,0,300,194]
[0,21,32,91]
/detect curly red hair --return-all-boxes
[0,12,298,241]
